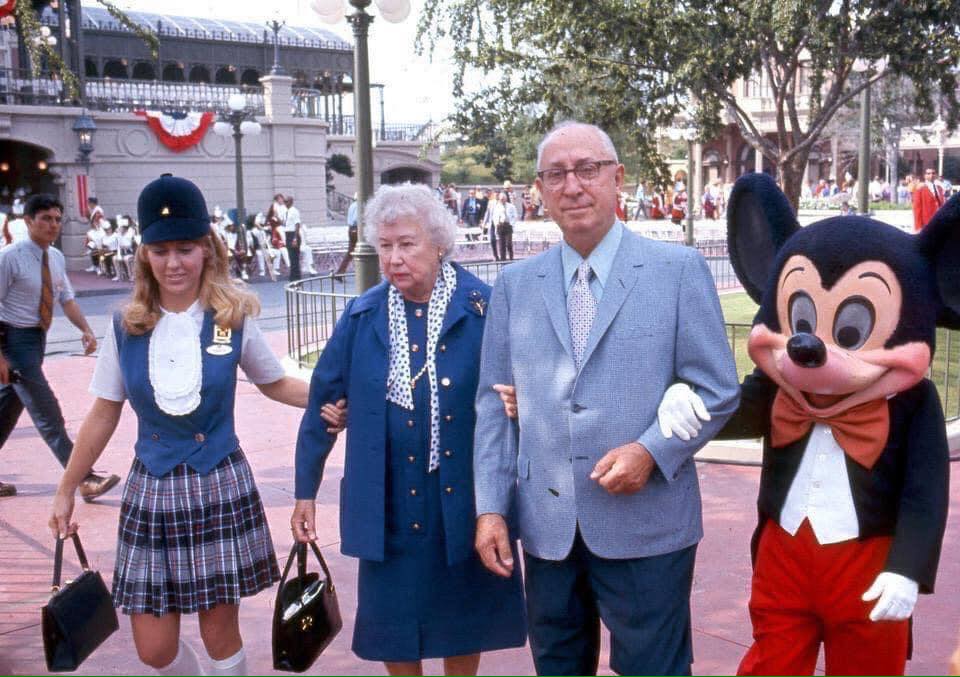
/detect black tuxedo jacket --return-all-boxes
[720,370,950,592]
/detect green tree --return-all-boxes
[418,0,960,209]
[441,144,499,184]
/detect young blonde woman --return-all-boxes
[49,174,309,676]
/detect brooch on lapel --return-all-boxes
[468,289,487,316]
[206,325,233,356]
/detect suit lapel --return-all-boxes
[579,232,642,369]
[538,247,575,361]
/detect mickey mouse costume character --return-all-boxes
[49,175,311,676]
[659,173,953,675]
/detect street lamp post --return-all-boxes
[857,85,871,215]
[852,58,886,215]
[267,19,287,75]
[311,0,412,294]
[213,93,262,228]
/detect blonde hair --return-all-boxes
[122,234,260,335]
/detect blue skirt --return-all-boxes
[351,469,527,661]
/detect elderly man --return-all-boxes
[473,122,740,675]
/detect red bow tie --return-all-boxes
[771,390,889,469]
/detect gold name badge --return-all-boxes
[207,326,233,355]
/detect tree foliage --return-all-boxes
[441,144,499,184]
[417,0,960,207]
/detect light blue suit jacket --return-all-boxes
[473,227,740,560]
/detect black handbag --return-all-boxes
[272,541,343,673]
[41,534,119,672]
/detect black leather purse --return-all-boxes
[41,534,119,672]
[272,541,343,673]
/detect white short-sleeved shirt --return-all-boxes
[90,302,286,402]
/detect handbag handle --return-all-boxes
[279,541,336,594]
[51,533,91,593]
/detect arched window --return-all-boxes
[240,69,261,86]
[132,62,155,80]
[214,66,237,85]
[102,59,129,79]
[84,58,99,78]
[189,65,211,83]
[162,63,185,82]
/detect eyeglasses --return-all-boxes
[536,160,617,189]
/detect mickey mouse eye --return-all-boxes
[833,296,875,350]
[788,292,817,335]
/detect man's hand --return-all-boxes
[290,499,317,543]
[81,330,97,356]
[320,398,347,434]
[590,442,656,495]
[475,513,514,578]
[0,355,9,386]
[862,571,919,621]
[493,384,518,419]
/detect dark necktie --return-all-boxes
[39,249,53,331]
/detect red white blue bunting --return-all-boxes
[134,110,215,153]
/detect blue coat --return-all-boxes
[296,264,491,565]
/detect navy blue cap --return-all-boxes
[137,174,210,244]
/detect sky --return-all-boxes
[111,0,458,124]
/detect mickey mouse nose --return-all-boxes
[787,333,826,368]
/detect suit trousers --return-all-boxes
[496,223,514,260]
[738,519,908,676]
[523,529,696,676]
[0,325,73,466]
[285,231,301,281]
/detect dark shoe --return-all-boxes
[0,481,16,497]
[79,473,121,503]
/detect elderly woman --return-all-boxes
[291,183,526,676]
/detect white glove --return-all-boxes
[657,383,711,441]
[861,571,919,621]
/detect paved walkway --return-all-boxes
[1,330,958,675]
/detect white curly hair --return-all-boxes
[363,182,459,260]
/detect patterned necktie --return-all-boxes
[567,260,597,368]
[39,249,53,331]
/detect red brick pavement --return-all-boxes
[1,331,958,675]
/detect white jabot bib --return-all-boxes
[149,303,203,416]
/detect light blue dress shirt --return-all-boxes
[560,220,624,301]
[0,239,74,328]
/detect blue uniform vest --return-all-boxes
[113,311,243,477]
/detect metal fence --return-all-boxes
[287,262,960,422]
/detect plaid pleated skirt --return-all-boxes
[112,449,280,616]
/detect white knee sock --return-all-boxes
[156,640,204,676]
[209,647,247,676]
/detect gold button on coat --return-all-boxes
[411,344,419,352]
[410,488,418,496]
[195,433,205,443]
[444,450,452,457]
[440,377,451,387]
[412,522,421,530]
